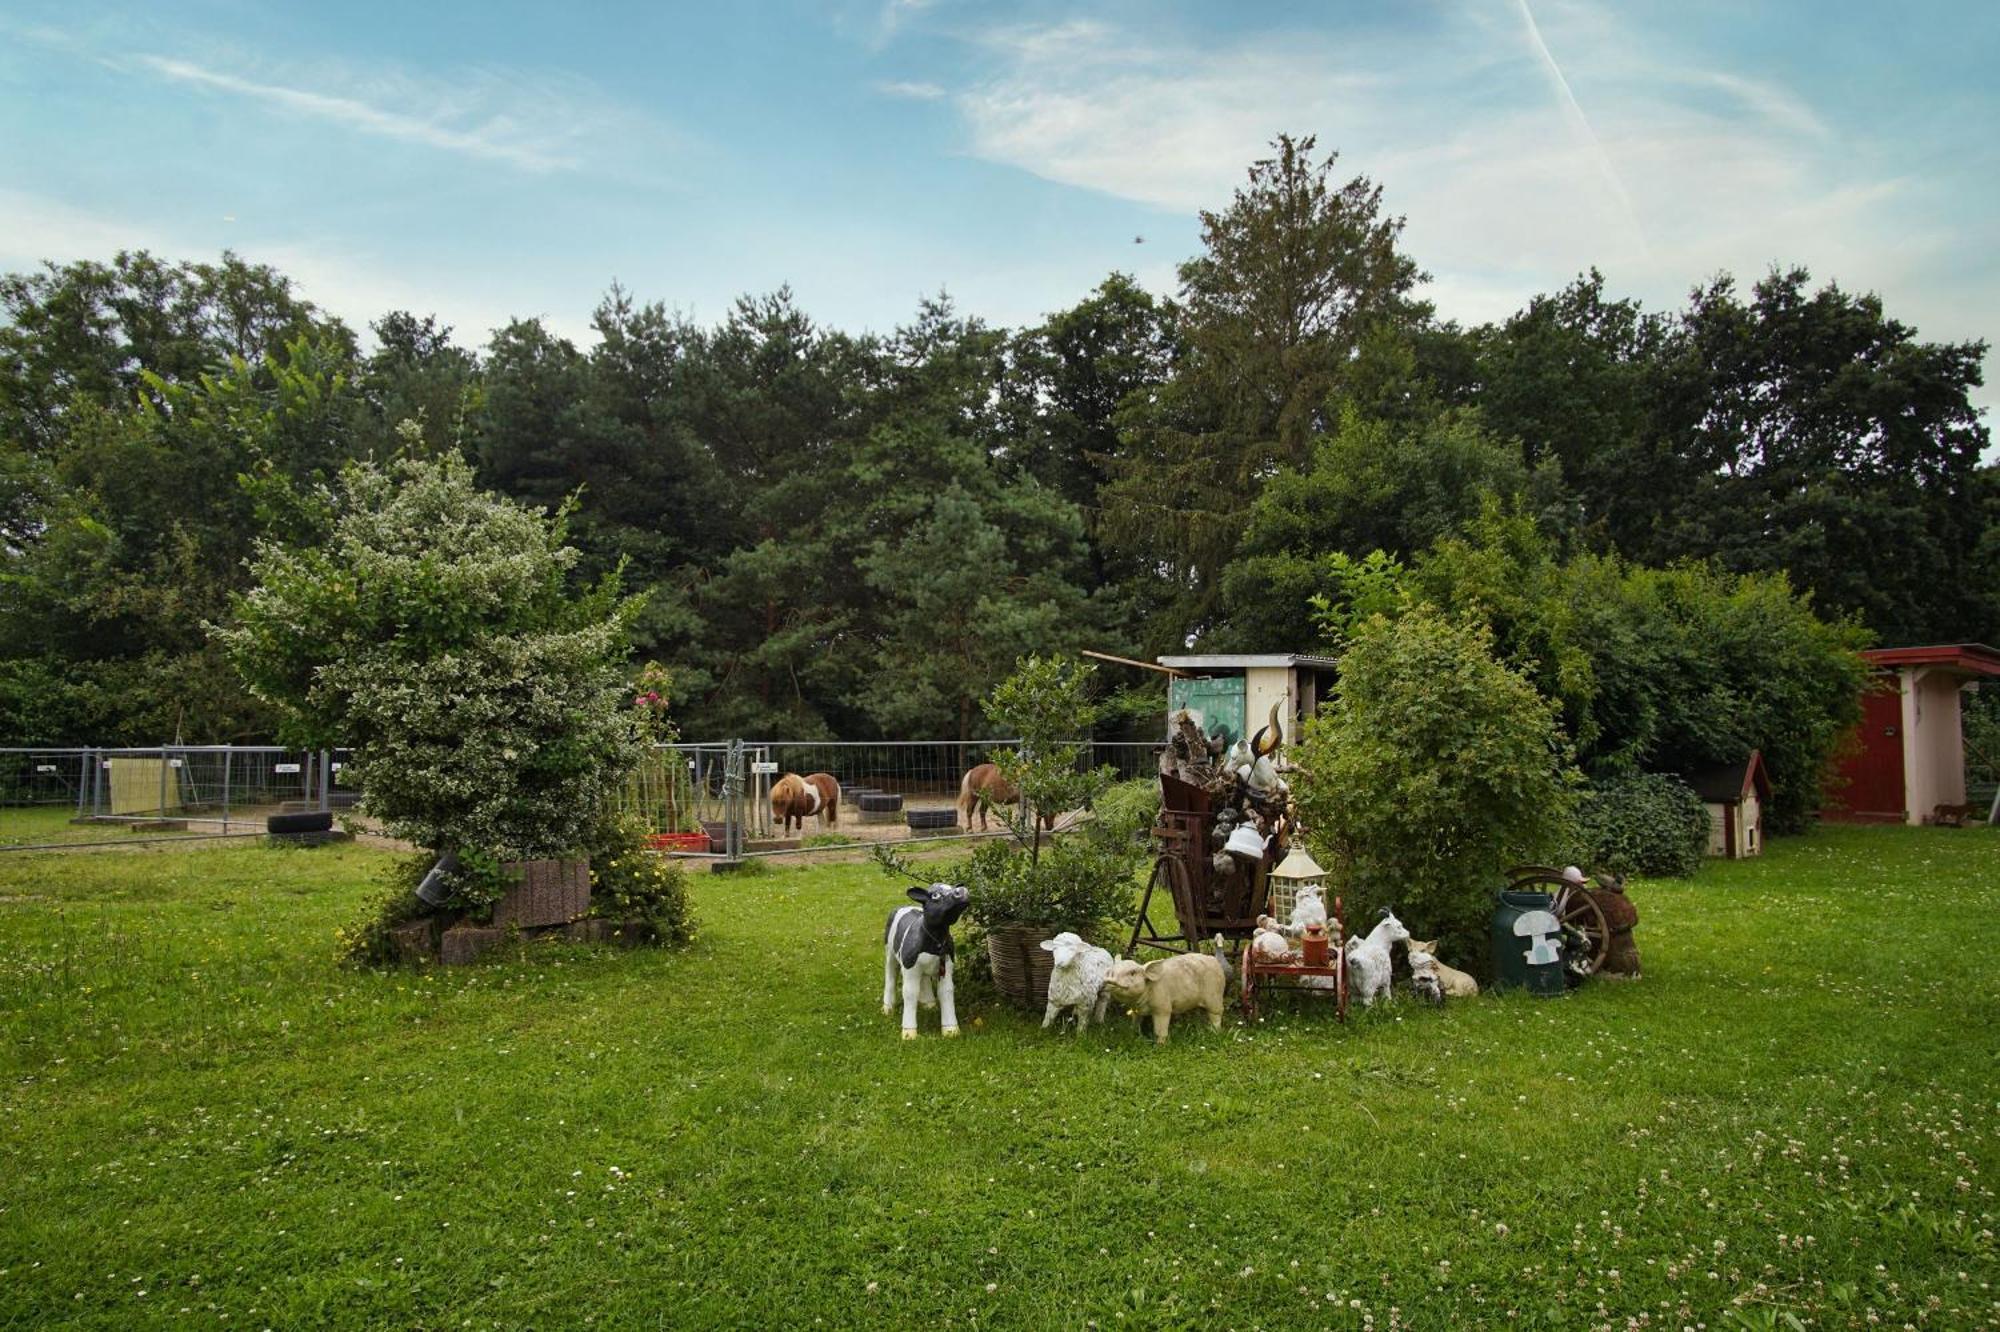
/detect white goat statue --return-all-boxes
[1345,908,1411,1008]
[1039,931,1114,1034]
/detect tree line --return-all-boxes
[2,135,1993,755]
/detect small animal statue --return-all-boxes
[1405,938,1479,997]
[1405,948,1447,1005]
[1287,883,1327,937]
[1250,914,1294,963]
[1039,931,1114,1033]
[956,762,1055,833]
[1102,950,1228,1046]
[1344,908,1411,1008]
[882,883,969,1039]
[771,771,840,834]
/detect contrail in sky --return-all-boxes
[1514,0,1651,256]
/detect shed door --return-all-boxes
[1834,685,1906,820]
[1169,676,1246,746]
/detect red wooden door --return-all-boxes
[1833,684,1906,820]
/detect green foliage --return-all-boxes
[215,453,645,859]
[1090,777,1162,847]
[586,815,696,944]
[1572,772,1711,879]
[984,655,1113,860]
[1294,609,1579,960]
[957,828,1141,935]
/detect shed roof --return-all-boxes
[1685,750,1771,804]
[1860,643,2000,677]
[1158,653,1342,671]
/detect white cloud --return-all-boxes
[133,55,577,172]
[874,79,946,100]
[0,189,583,353]
[945,2,1996,413]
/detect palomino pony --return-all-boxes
[956,762,1056,833]
[771,771,840,834]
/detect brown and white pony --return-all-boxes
[771,771,840,834]
[956,762,1056,832]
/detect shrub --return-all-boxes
[217,454,645,860]
[1091,777,1161,847]
[1294,608,1578,966]
[1572,772,1710,879]
[958,828,1141,936]
[984,655,1114,862]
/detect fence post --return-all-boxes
[75,750,88,818]
[319,750,332,813]
[158,745,169,820]
[222,747,233,833]
[724,739,746,863]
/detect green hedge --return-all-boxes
[1573,772,1710,879]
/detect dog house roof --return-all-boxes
[1685,750,1771,804]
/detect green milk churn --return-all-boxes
[1491,888,1566,996]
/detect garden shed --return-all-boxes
[1687,751,1771,859]
[1157,653,1341,746]
[1822,644,2000,826]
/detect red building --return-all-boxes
[1822,644,2000,825]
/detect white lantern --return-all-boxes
[1267,845,1326,923]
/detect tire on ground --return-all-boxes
[267,810,335,834]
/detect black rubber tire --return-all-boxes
[857,793,903,812]
[267,810,335,834]
[328,791,362,809]
[906,809,956,829]
[842,785,878,800]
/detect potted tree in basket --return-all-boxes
[964,657,1141,1008]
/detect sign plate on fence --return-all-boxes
[35,764,55,773]
[750,761,780,774]
[275,763,301,774]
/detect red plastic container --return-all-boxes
[645,832,711,853]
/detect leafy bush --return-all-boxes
[1294,608,1578,967]
[1572,772,1710,879]
[958,828,1141,936]
[217,454,645,860]
[984,655,1115,858]
[1091,777,1161,846]
[588,830,696,944]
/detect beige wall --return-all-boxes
[1244,667,1297,745]
[1901,667,1968,822]
[1704,802,1728,857]
[1741,791,1762,856]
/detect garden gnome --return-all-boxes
[1586,872,1641,978]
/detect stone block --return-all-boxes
[492,858,591,928]
[440,924,508,966]
[387,917,439,963]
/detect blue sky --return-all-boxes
[3,1,1995,412]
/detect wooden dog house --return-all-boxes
[1687,751,1770,859]
[1822,644,2000,826]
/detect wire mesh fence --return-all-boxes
[3,737,1164,857]
[0,746,353,850]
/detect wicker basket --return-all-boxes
[986,922,1060,1008]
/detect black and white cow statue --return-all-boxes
[882,882,969,1039]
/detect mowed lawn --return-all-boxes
[0,829,1994,1329]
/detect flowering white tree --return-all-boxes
[216,452,644,859]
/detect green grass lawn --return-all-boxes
[1,828,1994,1329]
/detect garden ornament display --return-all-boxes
[772,771,841,834]
[1407,949,1446,1006]
[1405,938,1479,997]
[1039,931,1114,1033]
[1223,824,1272,861]
[1286,883,1327,936]
[1250,915,1294,963]
[1345,908,1411,1008]
[1587,872,1642,978]
[1102,949,1229,1046]
[882,882,969,1039]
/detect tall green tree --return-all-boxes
[1100,134,1427,644]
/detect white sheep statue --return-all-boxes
[1039,931,1114,1034]
[1249,914,1294,963]
[1345,907,1410,1008]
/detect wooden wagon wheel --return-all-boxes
[1506,866,1611,978]
[1554,886,1610,977]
